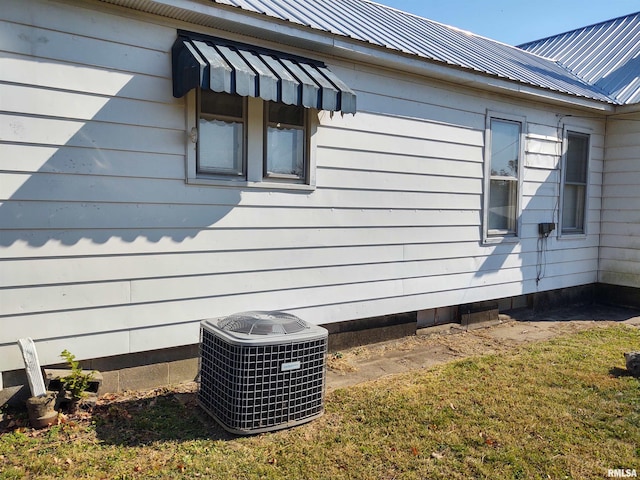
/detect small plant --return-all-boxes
[60,349,95,400]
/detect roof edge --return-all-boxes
[332,36,616,112]
[613,103,640,115]
[97,0,617,111]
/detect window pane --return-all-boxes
[489,179,517,232]
[562,184,585,231]
[201,90,243,118]
[562,131,589,233]
[198,118,244,174]
[490,119,520,177]
[268,103,304,126]
[265,101,306,179]
[566,133,588,183]
[266,126,304,177]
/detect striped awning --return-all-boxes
[172,32,356,114]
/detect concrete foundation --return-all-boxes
[1,284,638,405]
[0,345,199,407]
[459,300,500,329]
[526,284,596,311]
[324,312,417,352]
[597,283,640,309]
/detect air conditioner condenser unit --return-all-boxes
[199,311,328,435]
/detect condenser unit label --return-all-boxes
[281,361,301,372]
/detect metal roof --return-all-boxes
[209,0,615,104]
[519,12,640,105]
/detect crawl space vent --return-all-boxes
[199,311,328,435]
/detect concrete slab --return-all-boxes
[119,363,169,392]
[168,358,199,385]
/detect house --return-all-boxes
[1,0,638,398]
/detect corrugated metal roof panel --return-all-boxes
[210,0,615,104]
[519,12,640,105]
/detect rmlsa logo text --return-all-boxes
[608,469,638,478]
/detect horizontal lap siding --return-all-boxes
[0,0,605,370]
[0,0,188,369]
[2,247,598,315]
[600,114,640,288]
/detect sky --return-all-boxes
[376,0,640,45]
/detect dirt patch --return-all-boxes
[326,305,640,390]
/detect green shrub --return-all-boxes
[60,349,95,400]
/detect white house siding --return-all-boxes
[0,0,606,372]
[599,113,640,288]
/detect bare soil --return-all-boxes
[326,304,640,390]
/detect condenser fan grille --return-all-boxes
[218,311,308,335]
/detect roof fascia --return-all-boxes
[99,0,615,113]
[613,103,640,115]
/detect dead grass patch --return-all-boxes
[1,324,638,479]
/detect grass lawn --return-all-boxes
[1,324,638,479]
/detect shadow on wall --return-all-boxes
[0,59,240,250]
[473,173,558,287]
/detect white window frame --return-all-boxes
[264,102,310,183]
[197,90,247,177]
[559,125,591,237]
[483,111,526,244]
[184,90,317,191]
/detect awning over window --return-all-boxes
[172,32,356,114]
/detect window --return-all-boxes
[561,131,589,234]
[265,102,307,181]
[484,114,524,240]
[186,91,314,189]
[173,32,357,190]
[198,91,245,176]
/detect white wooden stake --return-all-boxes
[17,338,47,397]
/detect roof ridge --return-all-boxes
[518,11,640,48]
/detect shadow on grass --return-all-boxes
[609,366,638,379]
[93,391,236,445]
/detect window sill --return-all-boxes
[483,235,520,245]
[186,176,316,192]
[557,233,588,241]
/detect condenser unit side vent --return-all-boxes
[199,311,328,435]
